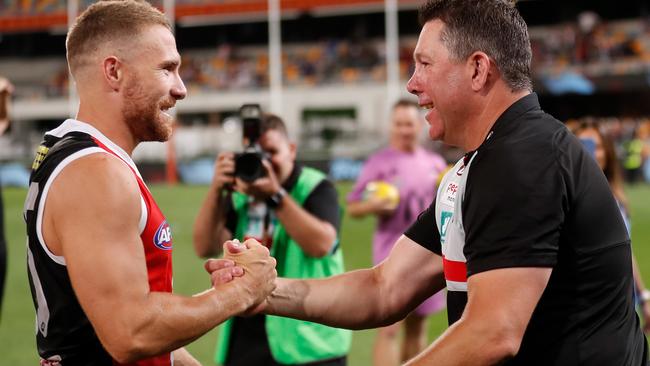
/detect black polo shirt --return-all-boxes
[405,93,647,365]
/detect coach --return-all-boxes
[209,1,649,365]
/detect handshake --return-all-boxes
[204,239,278,314]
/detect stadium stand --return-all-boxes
[0,1,648,183]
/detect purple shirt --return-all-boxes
[348,146,447,264]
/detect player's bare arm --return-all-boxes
[405,267,551,365]
[44,153,276,363]
[260,235,445,328]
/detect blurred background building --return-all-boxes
[0,0,649,184]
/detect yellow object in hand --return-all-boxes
[364,181,400,209]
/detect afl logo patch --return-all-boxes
[154,220,173,250]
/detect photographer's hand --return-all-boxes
[213,152,236,190]
[251,159,282,196]
[234,159,281,201]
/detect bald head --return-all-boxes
[66,0,171,78]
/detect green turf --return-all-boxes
[1,183,649,364]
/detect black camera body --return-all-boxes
[234,104,267,182]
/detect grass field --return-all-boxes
[1,182,650,364]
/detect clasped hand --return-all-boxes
[204,239,277,313]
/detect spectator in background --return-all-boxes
[0,76,13,320]
[194,114,350,366]
[623,125,649,184]
[347,99,446,366]
[572,121,650,333]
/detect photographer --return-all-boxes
[193,113,350,366]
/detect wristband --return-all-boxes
[266,188,286,209]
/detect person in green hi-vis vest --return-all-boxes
[194,114,351,366]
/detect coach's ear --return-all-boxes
[103,56,122,92]
[468,51,492,92]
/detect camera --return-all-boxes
[234,104,267,182]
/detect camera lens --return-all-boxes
[235,152,265,182]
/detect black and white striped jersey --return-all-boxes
[24,119,173,366]
[25,125,114,365]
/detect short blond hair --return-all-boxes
[66,0,170,75]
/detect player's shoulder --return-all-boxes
[54,151,139,197]
[42,151,142,229]
[66,150,130,171]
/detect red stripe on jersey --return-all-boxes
[443,256,467,283]
[92,137,173,366]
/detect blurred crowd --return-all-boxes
[531,12,650,79]
[566,117,650,184]
[179,40,388,92]
[2,14,648,100]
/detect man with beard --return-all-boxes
[23,1,277,365]
[207,0,648,365]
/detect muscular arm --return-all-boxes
[405,267,551,365]
[265,235,445,328]
[274,193,337,258]
[45,154,270,363]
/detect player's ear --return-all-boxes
[103,56,122,91]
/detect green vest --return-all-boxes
[215,167,351,365]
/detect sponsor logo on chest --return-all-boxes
[442,182,458,207]
[153,220,173,250]
[440,211,453,242]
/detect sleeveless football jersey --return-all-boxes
[24,119,173,366]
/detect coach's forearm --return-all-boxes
[266,269,406,330]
